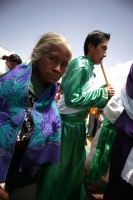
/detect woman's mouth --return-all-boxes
[48,73,60,80]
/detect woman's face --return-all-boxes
[36,45,70,85]
[6,58,18,70]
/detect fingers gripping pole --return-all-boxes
[100,62,109,85]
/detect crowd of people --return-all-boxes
[0,30,132,200]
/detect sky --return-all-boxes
[0,0,133,92]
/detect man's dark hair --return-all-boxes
[2,54,22,64]
[84,30,110,55]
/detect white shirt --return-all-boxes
[0,60,10,75]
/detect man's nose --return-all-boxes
[103,51,107,57]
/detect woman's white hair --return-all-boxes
[31,32,72,64]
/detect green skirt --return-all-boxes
[37,111,87,200]
[86,117,117,184]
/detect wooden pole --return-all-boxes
[100,61,109,85]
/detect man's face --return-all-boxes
[36,45,70,84]
[88,38,108,65]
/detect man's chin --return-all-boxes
[94,62,100,65]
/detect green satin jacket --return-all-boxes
[61,56,109,110]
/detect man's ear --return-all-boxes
[88,43,94,52]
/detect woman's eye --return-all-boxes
[50,57,56,61]
[62,63,68,68]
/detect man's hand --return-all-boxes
[105,84,115,97]
[0,187,9,200]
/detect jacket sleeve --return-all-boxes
[61,58,109,109]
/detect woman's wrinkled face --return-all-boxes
[36,45,70,84]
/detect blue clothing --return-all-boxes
[0,63,61,182]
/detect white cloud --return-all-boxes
[108,60,133,83]
[0,46,29,63]
[94,60,133,95]
[0,46,15,59]
[108,60,133,94]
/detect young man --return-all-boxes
[37,30,115,200]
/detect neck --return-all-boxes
[32,63,50,89]
[85,54,95,65]
[34,72,50,89]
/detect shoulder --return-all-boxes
[69,56,93,67]
[66,56,94,74]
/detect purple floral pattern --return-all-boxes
[0,63,61,182]
[40,106,61,136]
[0,98,10,126]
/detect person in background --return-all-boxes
[55,82,61,103]
[0,54,22,75]
[37,30,115,200]
[86,72,99,138]
[103,63,133,199]
[96,108,104,132]
[87,107,99,138]
[0,32,72,200]
[85,108,105,179]
[87,63,133,200]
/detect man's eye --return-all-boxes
[102,46,107,51]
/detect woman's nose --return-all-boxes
[53,64,61,72]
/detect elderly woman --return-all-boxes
[0,32,72,200]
